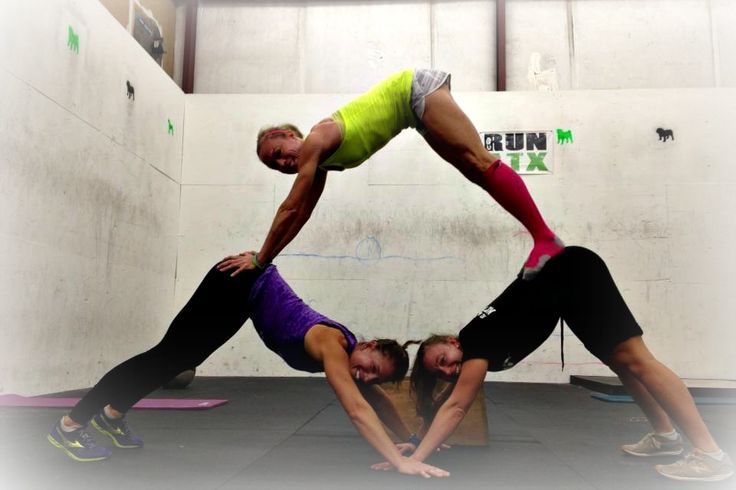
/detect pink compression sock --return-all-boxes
[481,160,564,279]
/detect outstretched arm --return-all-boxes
[218,138,328,276]
[321,345,449,477]
[409,359,488,463]
[268,167,327,259]
[256,120,341,266]
[358,383,413,442]
[257,139,324,265]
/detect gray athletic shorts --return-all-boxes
[410,69,451,134]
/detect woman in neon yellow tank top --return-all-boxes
[220,69,563,281]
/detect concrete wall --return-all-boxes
[192,0,736,94]
[3,0,735,394]
[0,0,184,395]
[180,87,736,382]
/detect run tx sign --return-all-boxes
[480,131,555,175]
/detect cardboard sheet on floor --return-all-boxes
[0,395,228,409]
[380,379,489,446]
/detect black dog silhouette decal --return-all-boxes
[126,80,135,100]
[656,128,673,142]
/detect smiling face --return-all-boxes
[422,338,463,381]
[348,341,396,385]
[257,130,302,174]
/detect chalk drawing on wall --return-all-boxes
[481,131,554,174]
[355,236,382,260]
[281,237,461,264]
[556,129,573,144]
[656,128,674,142]
[67,26,79,53]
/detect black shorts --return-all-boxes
[540,246,643,361]
[459,247,643,369]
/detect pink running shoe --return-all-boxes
[522,236,565,281]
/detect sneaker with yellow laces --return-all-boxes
[47,421,112,462]
[91,412,143,449]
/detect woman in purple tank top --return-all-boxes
[48,261,447,477]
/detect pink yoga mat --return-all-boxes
[0,395,228,410]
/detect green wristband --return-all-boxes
[251,253,266,269]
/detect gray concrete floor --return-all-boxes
[1,377,734,489]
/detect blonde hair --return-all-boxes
[256,124,303,155]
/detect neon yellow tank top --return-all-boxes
[320,70,416,171]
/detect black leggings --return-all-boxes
[70,265,261,424]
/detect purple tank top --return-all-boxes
[248,266,357,372]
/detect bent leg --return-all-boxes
[608,336,719,452]
[421,87,562,277]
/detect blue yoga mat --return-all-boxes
[590,392,736,405]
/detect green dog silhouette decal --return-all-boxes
[67,26,79,53]
[556,128,573,144]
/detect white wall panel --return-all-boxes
[303,2,431,93]
[712,0,736,87]
[0,0,184,181]
[506,0,570,91]
[432,1,496,91]
[194,0,732,93]
[0,0,182,395]
[195,1,304,93]
[572,0,714,89]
